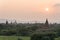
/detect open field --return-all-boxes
[0,36,60,40]
[0,36,30,40]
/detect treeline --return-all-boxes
[0,23,41,36]
[0,22,60,37]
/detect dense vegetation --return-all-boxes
[0,21,60,40]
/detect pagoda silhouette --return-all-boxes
[44,19,49,29]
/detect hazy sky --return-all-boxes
[0,0,60,23]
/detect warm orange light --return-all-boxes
[45,8,49,11]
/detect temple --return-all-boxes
[44,19,49,28]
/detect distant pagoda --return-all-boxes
[6,20,8,24]
[44,19,49,28]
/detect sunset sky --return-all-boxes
[0,0,60,23]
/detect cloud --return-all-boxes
[54,4,60,7]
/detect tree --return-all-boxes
[31,34,56,40]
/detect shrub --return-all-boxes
[31,34,56,40]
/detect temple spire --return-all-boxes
[45,19,49,28]
[6,20,8,24]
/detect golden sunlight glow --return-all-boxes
[45,8,49,11]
